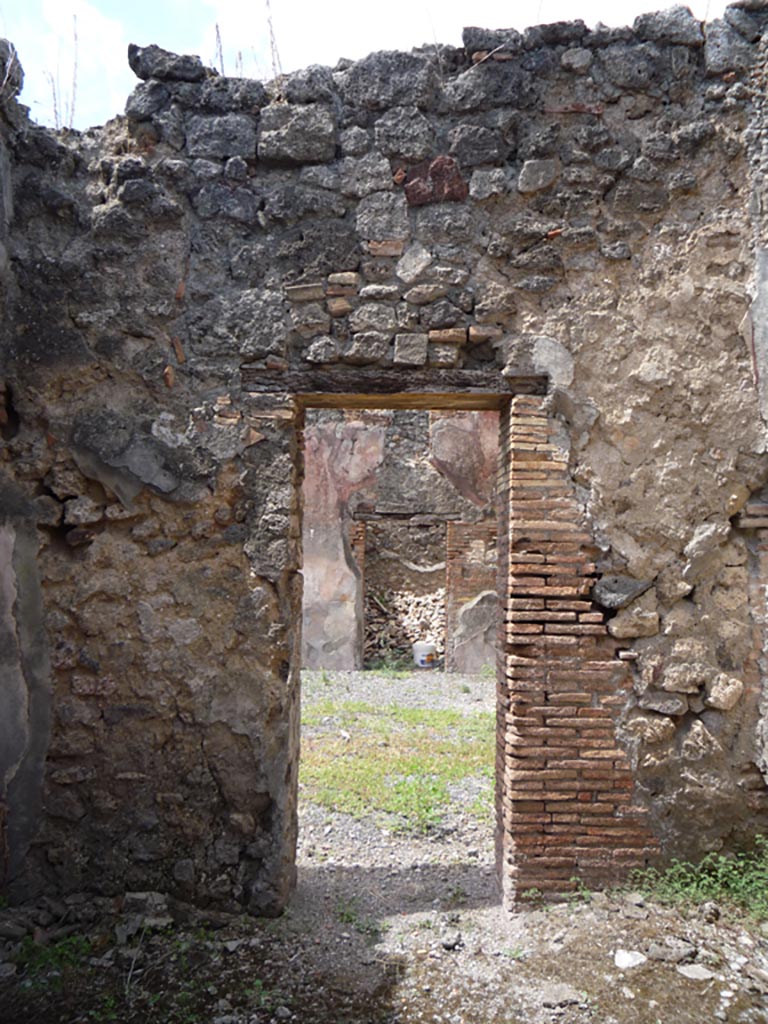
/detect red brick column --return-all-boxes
[496,395,658,905]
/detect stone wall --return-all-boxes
[2,4,768,907]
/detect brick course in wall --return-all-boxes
[497,396,659,904]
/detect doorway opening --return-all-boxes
[296,391,509,928]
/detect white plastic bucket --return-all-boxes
[412,640,437,669]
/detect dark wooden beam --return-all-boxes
[240,367,547,410]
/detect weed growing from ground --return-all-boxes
[628,837,768,918]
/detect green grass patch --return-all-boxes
[629,838,768,919]
[300,699,494,833]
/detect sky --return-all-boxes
[0,0,727,130]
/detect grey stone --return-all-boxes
[614,949,647,969]
[282,64,335,103]
[592,575,652,609]
[419,299,461,329]
[647,938,697,963]
[518,158,559,193]
[540,982,581,1007]
[462,27,523,52]
[258,104,337,165]
[186,114,256,159]
[194,183,260,223]
[225,156,248,182]
[601,240,632,260]
[125,81,170,121]
[441,929,463,950]
[349,303,397,333]
[442,64,531,113]
[128,43,206,82]
[339,153,393,198]
[396,242,433,284]
[470,169,507,200]
[304,336,339,364]
[449,124,504,167]
[725,6,765,41]
[263,185,345,225]
[561,47,593,73]
[71,412,183,499]
[63,497,104,526]
[0,919,28,939]
[374,106,435,161]
[600,43,661,90]
[173,77,268,113]
[634,7,704,46]
[341,332,390,365]
[704,19,755,74]
[356,191,409,241]
[340,126,369,156]
[394,333,428,366]
[677,963,715,981]
[638,691,688,716]
[338,50,439,111]
[524,21,587,46]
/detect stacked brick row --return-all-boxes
[497,395,658,903]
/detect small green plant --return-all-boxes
[88,993,119,1022]
[461,683,471,694]
[519,887,544,905]
[568,876,592,904]
[365,653,413,676]
[246,978,272,1008]
[503,946,528,961]
[335,897,380,938]
[629,838,768,918]
[445,883,468,907]
[17,933,92,975]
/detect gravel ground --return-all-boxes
[3,669,768,1023]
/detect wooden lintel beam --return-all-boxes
[240,368,547,410]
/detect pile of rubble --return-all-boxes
[364,587,446,663]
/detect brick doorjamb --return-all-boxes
[496,395,659,904]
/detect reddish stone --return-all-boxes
[404,156,469,207]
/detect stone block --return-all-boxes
[633,7,704,46]
[393,333,428,366]
[257,104,337,165]
[518,159,560,194]
[428,342,461,367]
[356,191,410,242]
[186,114,257,159]
[704,19,755,74]
[349,302,396,333]
[374,106,435,161]
[339,153,393,198]
[396,242,433,284]
[705,674,744,711]
[341,332,390,365]
[128,43,206,82]
[449,125,504,167]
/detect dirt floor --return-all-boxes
[2,670,768,1023]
